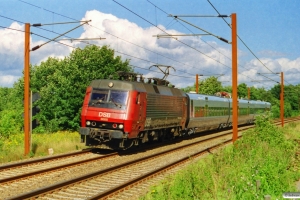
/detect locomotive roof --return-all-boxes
[186,93,232,102]
[90,79,186,97]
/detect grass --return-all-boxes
[0,131,86,163]
[0,114,299,199]
[141,113,300,200]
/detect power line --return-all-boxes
[18,0,78,21]
[16,0,256,83]
[131,64,195,79]
[206,0,278,77]
[10,0,278,86]
[0,14,92,48]
[0,23,78,50]
[112,0,232,71]
[17,0,251,82]
[16,0,204,78]
[0,24,24,33]
[145,0,257,82]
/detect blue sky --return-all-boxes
[0,0,300,89]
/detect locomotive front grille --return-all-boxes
[79,127,124,140]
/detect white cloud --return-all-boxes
[0,22,73,87]
[0,74,19,87]
[79,10,236,88]
[0,22,24,71]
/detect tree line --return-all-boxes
[0,45,299,138]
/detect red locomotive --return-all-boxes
[79,72,187,149]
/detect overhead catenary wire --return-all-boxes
[0,24,192,80]
[0,14,92,48]
[0,11,197,79]
[2,1,260,85]
[18,0,79,22]
[9,0,285,86]
[112,0,232,72]
[206,0,279,83]
[17,0,256,83]
[0,23,78,50]
[146,0,257,82]
[16,0,207,78]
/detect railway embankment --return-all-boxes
[141,113,300,200]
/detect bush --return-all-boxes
[142,112,298,200]
[0,109,23,137]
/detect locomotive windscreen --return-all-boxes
[88,88,128,110]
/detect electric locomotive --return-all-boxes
[79,72,271,150]
[79,72,187,149]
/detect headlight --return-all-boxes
[86,121,91,126]
[118,124,124,129]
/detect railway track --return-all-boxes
[2,116,300,199]
[6,130,236,200]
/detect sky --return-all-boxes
[0,0,300,89]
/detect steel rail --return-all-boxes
[7,130,240,200]
[0,148,92,170]
[0,152,118,184]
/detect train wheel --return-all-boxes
[119,139,134,150]
[187,128,195,135]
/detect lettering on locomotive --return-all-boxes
[98,112,111,118]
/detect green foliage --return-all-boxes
[0,87,10,112]
[199,76,222,95]
[0,87,23,137]
[142,112,298,200]
[271,103,280,118]
[284,101,293,117]
[0,110,23,138]
[271,100,293,118]
[222,85,232,93]
[181,85,195,93]
[237,83,248,98]
[18,45,132,132]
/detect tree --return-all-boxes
[270,84,281,100]
[181,85,195,93]
[237,83,248,99]
[0,86,23,137]
[199,76,222,95]
[0,87,10,112]
[222,85,232,93]
[283,85,300,110]
[28,45,132,132]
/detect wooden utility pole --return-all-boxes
[231,13,238,143]
[24,23,30,155]
[280,72,284,127]
[196,74,199,94]
[248,87,250,100]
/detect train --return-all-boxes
[79,72,271,150]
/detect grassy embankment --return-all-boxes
[141,113,300,200]
[0,131,86,163]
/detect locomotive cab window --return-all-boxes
[90,89,108,102]
[89,88,128,110]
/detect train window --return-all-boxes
[89,89,128,110]
[110,90,128,105]
[205,105,208,117]
[90,89,109,102]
